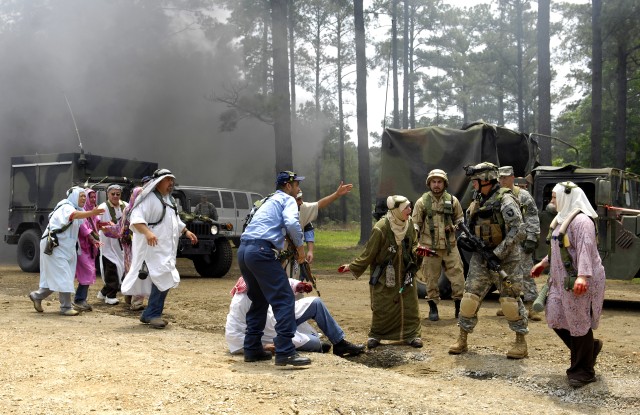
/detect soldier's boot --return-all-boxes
[525,301,542,321]
[427,300,439,321]
[506,332,528,359]
[448,328,468,355]
[454,300,461,319]
[496,309,505,316]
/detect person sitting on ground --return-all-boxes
[225,276,365,358]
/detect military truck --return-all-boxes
[5,152,157,272]
[172,186,235,278]
[377,123,640,298]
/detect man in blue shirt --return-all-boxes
[238,170,311,367]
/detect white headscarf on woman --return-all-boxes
[48,186,84,219]
[385,195,411,245]
[552,181,598,225]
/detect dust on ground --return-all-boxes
[1,259,639,414]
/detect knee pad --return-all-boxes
[499,297,520,321]
[459,293,480,318]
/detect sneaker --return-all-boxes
[104,297,119,305]
[275,352,311,367]
[72,301,93,311]
[333,339,365,357]
[28,293,43,313]
[96,291,105,300]
[367,338,380,349]
[60,309,80,316]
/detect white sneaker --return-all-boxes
[104,297,119,305]
[97,291,105,300]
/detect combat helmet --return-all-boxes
[426,169,448,188]
[464,162,498,181]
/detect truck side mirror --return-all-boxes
[595,178,611,206]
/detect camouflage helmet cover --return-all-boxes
[426,169,448,188]
[464,162,499,181]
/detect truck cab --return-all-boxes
[531,165,640,280]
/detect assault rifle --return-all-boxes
[283,235,320,296]
[457,222,508,280]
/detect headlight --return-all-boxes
[210,225,219,235]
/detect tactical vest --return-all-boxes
[468,187,516,249]
[148,190,178,227]
[106,200,126,225]
[420,191,454,253]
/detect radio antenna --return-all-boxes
[64,93,83,152]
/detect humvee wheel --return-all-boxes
[17,229,41,273]
[193,239,233,278]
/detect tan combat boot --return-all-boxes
[448,328,468,355]
[496,309,504,316]
[525,301,542,321]
[506,332,528,359]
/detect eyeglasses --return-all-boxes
[109,192,121,197]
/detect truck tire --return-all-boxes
[17,229,41,273]
[193,238,233,278]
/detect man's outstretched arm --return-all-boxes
[317,181,353,210]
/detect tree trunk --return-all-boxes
[354,0,372,243]
[402,0,409,129]
[392,0,399,128]
[537,0,552,165]
[337,17,347,224]
[590,0,603,168]
[271,0,293,171]
[516,0,524,132]
[288,0,297,124]
[615,42,627,170]
[261,4,270,95]
[409,4,415,129]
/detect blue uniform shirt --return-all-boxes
[241,190,304,250]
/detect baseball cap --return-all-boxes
[498,166,514,177]
[276,171,305,185]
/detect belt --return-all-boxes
[241,239,276,249]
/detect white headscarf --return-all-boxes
[552,181,598,224]
[130,168,176,211]
[385,195,410,245]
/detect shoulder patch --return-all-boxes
[505,208,515,218]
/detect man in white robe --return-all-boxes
[121,169,197,329]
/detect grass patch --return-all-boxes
[312,226,364,272]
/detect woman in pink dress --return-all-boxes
[73,189,101,311]
[531,182,605,387]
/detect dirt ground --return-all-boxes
[1,258,640,415]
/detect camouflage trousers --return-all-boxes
[518,249,538,302]
[459,252,529,334]
[418,247,465,302]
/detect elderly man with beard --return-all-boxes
[122,169,197,329]
[412,169,465,321]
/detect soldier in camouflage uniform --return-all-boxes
[412,169,465,321]
[498,166,542,321]
[449,162,529,359]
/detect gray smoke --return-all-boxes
[0,0,328,263]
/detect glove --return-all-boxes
[295,282,313,293]
[523,239,537,254]
[337,264,350,273]
[416,246,438,257]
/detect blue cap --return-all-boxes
[276,171,305,185]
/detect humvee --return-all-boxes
[377,123,640,298]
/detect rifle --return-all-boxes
[457,222,514,293]
[283,235,320,296]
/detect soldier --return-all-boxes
[412,169,465,321]
[449,162,528,359]
[194,195,218,220]
[498,166,542,321]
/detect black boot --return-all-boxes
[333,339,365,357]
[454,300,461,318]
[428,300,439,321]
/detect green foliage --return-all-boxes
[312,226,363,271]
